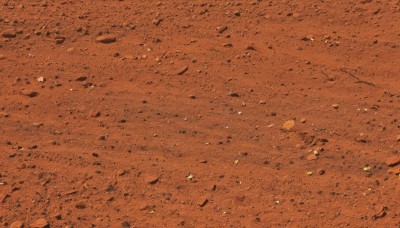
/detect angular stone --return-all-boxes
[177,66,188,75]
[198,197,209,207]
[10,221,24,228]
[2,29,16,38]
[282,120,295,131]
[385,156,400,166]
[21,89,38,97]
[30,218,49,228]
[307,154,318,161]
[95,35,117,43]
[387,166,400,175]
[145,176,158,184]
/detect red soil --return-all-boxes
[1,1,400,227]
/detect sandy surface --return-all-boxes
[1,1,400,227]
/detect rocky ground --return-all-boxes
[1,0,400,227]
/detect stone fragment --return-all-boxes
[30,218,49,228]
[96,35,117,43]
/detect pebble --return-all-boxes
[20,89,39,97]
[371,205,387,220]
[385,156,400,166]
[1,193,9,203]
[317,169,325,175]
[66,47,75,53]
[55,35,66,44]
[332,104,339,109]
[0,55,6,60]
[122,221,130,228]
[76,202,86,209]
[307,154,318,161]
[282,120,295,131]
[217,26,228,33]
[198,197,209,207]
[396,134,400,142]
[75,76,87,81]
[51,212,62,220]
[228,92,240,97]
[16,163,26,169]
[258,100,266,104]
[95,35,117,43]
[89,111,101,117]
[30,218,49,228]
[177,66,189,75]
[10,221,24,228]
[117,169,127,176]
[145,176,158,184]
[300,118,307,123]
[2,29,16,38]
[387,166,400,175]
[0,112,10,117]
[153,18,162,26]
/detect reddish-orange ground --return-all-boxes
[1,1,400,227]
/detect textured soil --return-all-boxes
[1,1,400,227]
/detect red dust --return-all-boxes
[1,0,400,227]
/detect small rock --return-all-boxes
[21,89,38,97]
[332,104,339,109]
[89,111,101,117]
[0,112,10,117]
[228,92,240,97]
[51,212,62,220]
[37,77,45,82]
[217,26,228,33]
[300,118,307,123]
[371,205,387,220]
[198,197,209,207]
[355,133,369,143]
[387,166,400,175]
[66,47,75,53]
[75,76,87,81]
[177,66,189,75]
[64,190,78,196]
[223,43,233,48]
[259,100,266,104]
[122,221,130,228]
[1,193,9,203]
[282,120,295,131]
[301,35,314,41]
[10,221,24,228]
[0,55,6,60]
[2,29,16,38]
[152,18,162,26]
[396,135,400,142]
[95,35,117,44]
[76,202,86,209]
[30,218,49,228]
[307,154,318,161]
[16,163,26,169]
[317,169,325,175]
[117,170,127,176]
[246,45,256,51]
[385,156,400,166]
[55,35,66,44]
[145,176,158,184]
